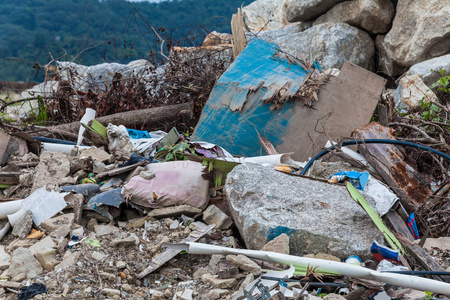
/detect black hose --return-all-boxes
[300,139,450,176]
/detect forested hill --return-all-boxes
[0,0,252,82]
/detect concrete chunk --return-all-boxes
[225,163,383,259]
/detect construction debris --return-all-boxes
[0,6,450,299]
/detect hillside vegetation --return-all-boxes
[0,0,250,82]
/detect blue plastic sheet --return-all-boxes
[192,38,310,157]
[127,129,151,139]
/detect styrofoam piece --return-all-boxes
[42,142,90,154]
[77,108,96,146]
[0,200,23,219]
[165,242,450,295]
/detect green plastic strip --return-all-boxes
[346,181,404,254]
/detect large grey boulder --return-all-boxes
[225,164,383,259]
[285,0,345,22]
[246,22,312,43]
[313,0,394,34]
[270,23,374,70]
[406,54,450,86]
[378,0,450,73]
[242,0,289,32]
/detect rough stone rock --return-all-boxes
[313,0,394,34]
[204,289,230,300]
[380,0,450,70]
[202,31,232,46]
[397,74,439,109]
[151,290,165,299]
[92,251,106,261]
[147,205,202,219]
[121,284,133,293]
[193,267,209,280]
[7,239,36,251]
[11,272,25,282]
[202,205,233,230]
[10,247,44,279]
[111,234,139,247]
[226,255,261,275]
[225,163,383,259]
[242,0,289,32]
[270,23,374,70]
[80,147,111,163]
[201,273,238,289]
[0,280,21,289]
[208,255,225,273]
[34,247,59,271]
[285,0,345,22]
[261,233,290,254]
[32,151,71,191]
[304,253,341,262]
[12,210,33,238]
[422,237,450,252]
[93,161,106,174]
[55,251,81,270]
[40,213,75,239]
[246,22,312,44]
[406,54,450,86]
[0,247,10,271]
[101,288,121,297]
[29,236,59,271]
[323,294,347,300]
[94,224,120,236]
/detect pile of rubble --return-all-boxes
[1,0,450,299]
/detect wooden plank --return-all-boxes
[353,123,432,210]
[277,61,387,161]
[396,233,450,283]
[384,211,415,242]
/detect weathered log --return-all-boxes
[48,103,192,134]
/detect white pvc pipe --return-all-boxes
[0,200,23,219]
[7,207,26,226]
[42,143,90,154]
[77,108,96,146]
[167,242,450,295]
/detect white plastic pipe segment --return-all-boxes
[7,207,27,226]
[77,108,96,146]
[0,200,23,219]
[166,242,450,294]
[219,153,305,168]
[42,143,91,154]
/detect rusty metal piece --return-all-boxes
[353,122,432,212]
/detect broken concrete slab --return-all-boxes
[422,237,450,252]
[40,213,75,239]
[201,273,238,289]
[0,246,10,271]
[94,224,120,236]
[225,163,383,259]
[32,151,73,191]
[261,233,290,254]
[79,147,111,163]
[226,255,261,275]
[147,205,202,219]
[202,205,233,230]
[9,247,44,279]
[397,74,439,109]
[11,210,33,238]
[55,251,81,271]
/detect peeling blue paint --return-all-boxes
[192,38,309,157]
